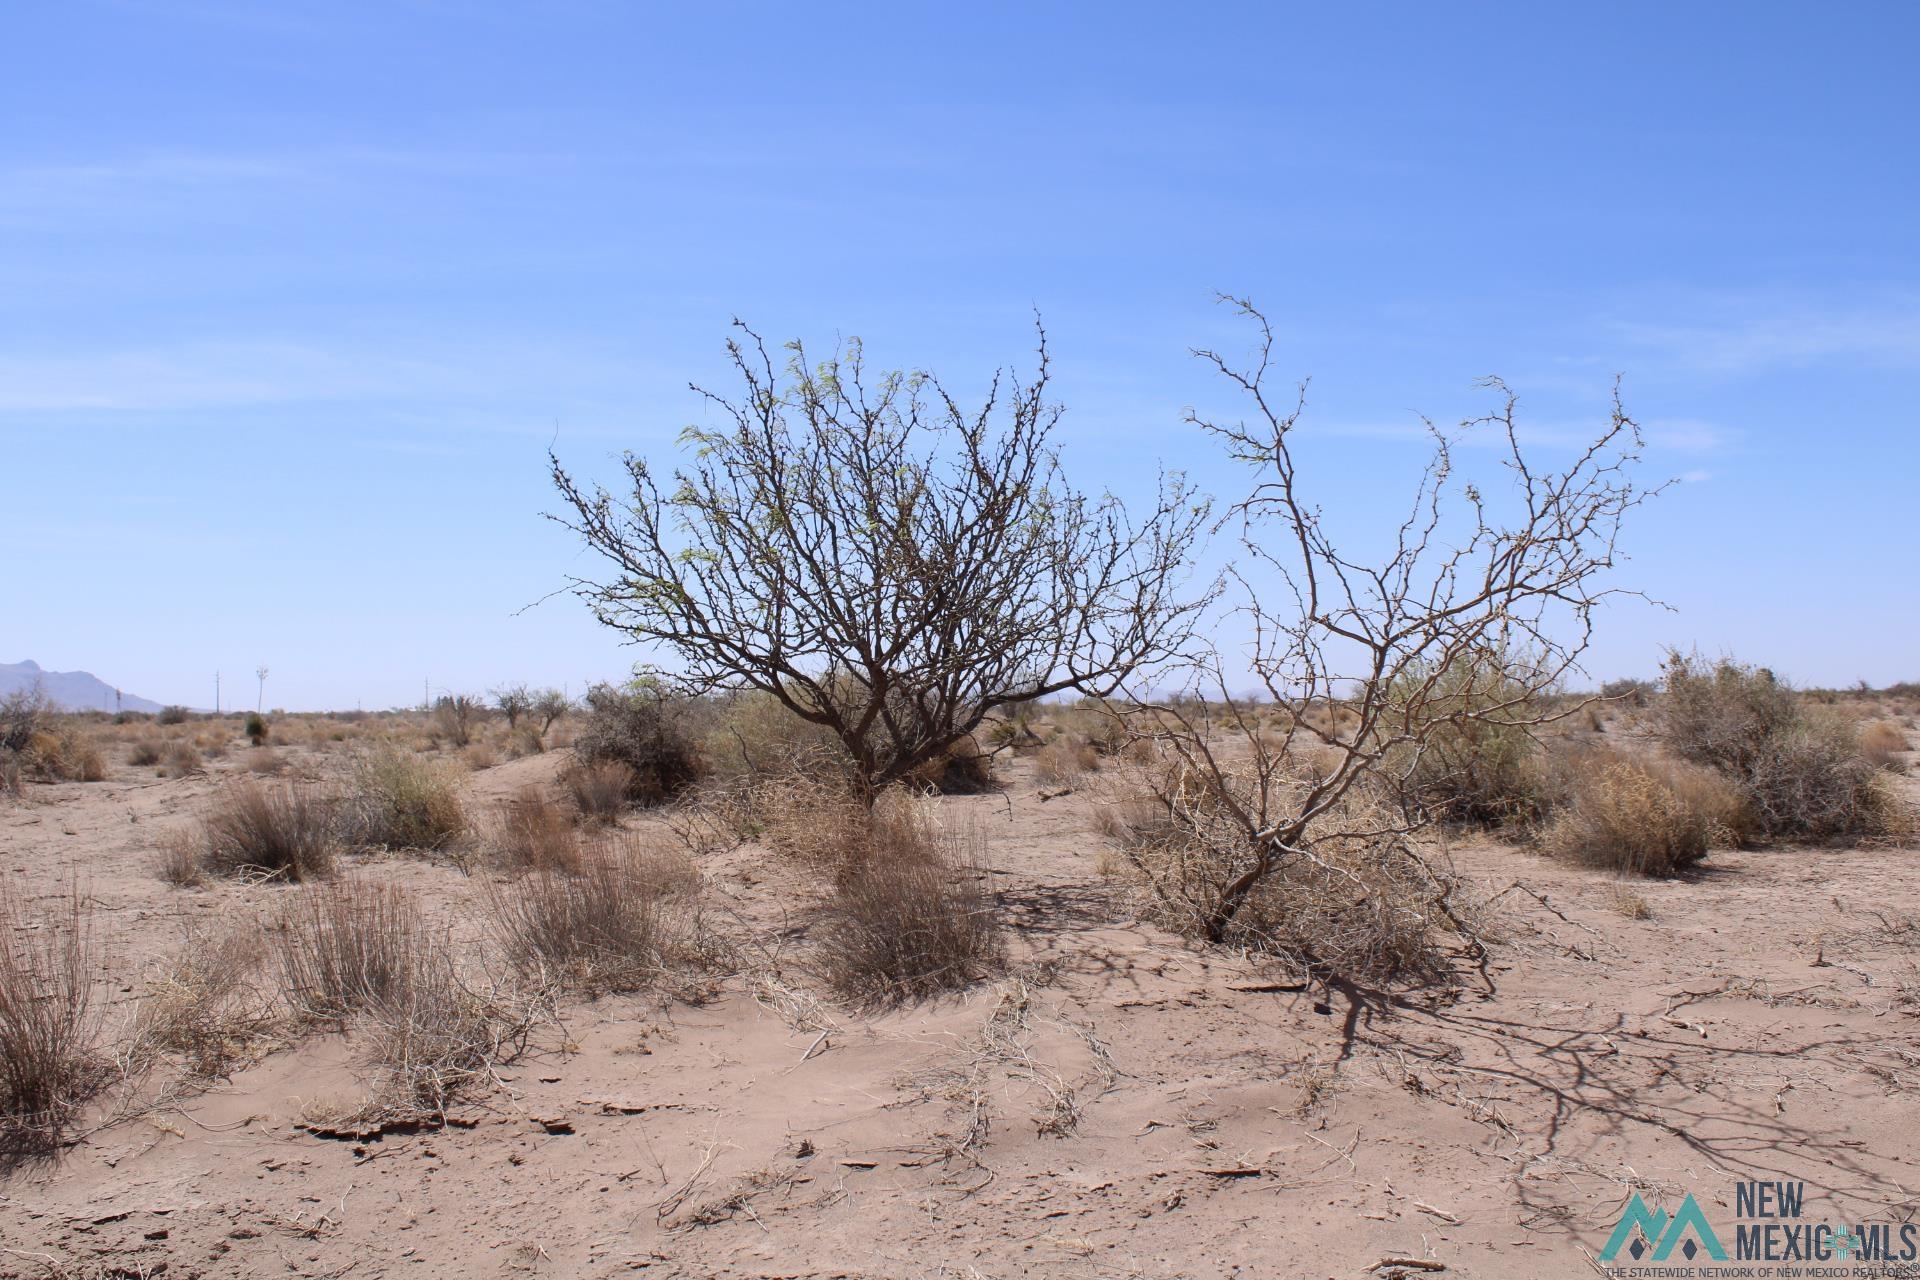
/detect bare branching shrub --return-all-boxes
[135,925,276,1078]
[0,884,103,1158]
[550,320,1209,798]
[490,683,532,730]
[1102,753,1460,985]
[1536,747,1749,876]
[486,785,582,873]
[532,688,571,741]
[162,742,202,778]
[196,780,338,881]
[817,798,1003,1003]
[432,693,483,748]
[562,759,636,823]
[486,836,705,993]
[572,683,705,806]
[342,747,466,852]
[276,881,424,1019]
[1132,297,1653,959]
[1659,654,1909,841]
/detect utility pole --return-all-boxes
[214,671,221,714]
[256,666,269,713]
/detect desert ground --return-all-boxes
[2,700,1918,1280]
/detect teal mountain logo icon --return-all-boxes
[1601,1192,1728,1263]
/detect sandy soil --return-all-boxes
[2,741,1917,1279]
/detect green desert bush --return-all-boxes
[342,747,466,852]
[244,711,268,746]
[703,689,848,782]
[573,683,705,806]
[1383,650,1546,827]
[1659,654,1909,841]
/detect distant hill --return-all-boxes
[0,659,167,714]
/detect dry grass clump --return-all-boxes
[342,746,466,852]
[245,747,288,775]
[903,734,997,794]
[572,684,705,806]
[816,796,1004,1005]
[275,880,425,1019]
[135,925,276,1078]
[486,836,706,993]
[195,780,338,881]
[162,742,202,778]
[275,880,541,1123]
[752,773,873,872]
[128,740,162,767]
[0,693,107,786]
[30,730,107,782]
[1033,736,1097,785]
[1860,720,1909,771]
[0,884,103,1158]
[1659,654,1911,842]
[485,785,582,873]
[355,964,543,1124]
[561,759,635,823]
[1100,757,1462,987]
[1536,748,1748,876]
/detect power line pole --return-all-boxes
[214,670,221,714]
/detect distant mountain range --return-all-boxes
[0,659,167,714]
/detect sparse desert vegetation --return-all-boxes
[3,316,1916,1279]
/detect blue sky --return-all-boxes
[3,2,1916,709]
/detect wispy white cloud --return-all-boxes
[0,341,444,412]
[1611,300,1920,373]
[0,146,581,224]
